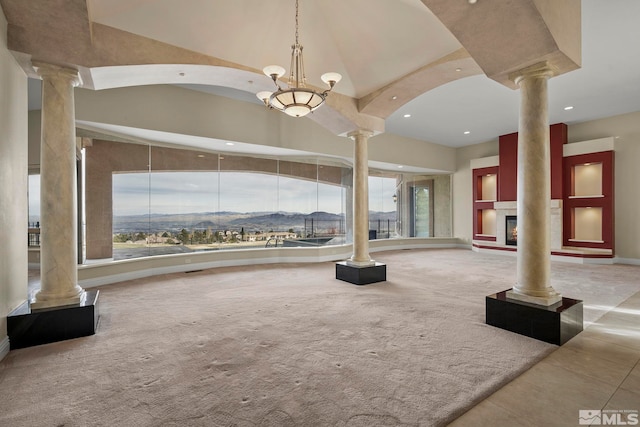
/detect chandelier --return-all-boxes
[256,0,342,118]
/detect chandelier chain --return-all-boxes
[295,0,299,45]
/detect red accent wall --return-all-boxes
[498,123,567,201]
[498,132,518,201]
[550,123,567,199]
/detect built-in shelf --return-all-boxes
[473,166,499,242]
[568,195,604,199]
[563,150,614,251]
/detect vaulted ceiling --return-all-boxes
[3,0,640,148]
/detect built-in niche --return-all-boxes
[563,151,613,250]
[472,166,498,241]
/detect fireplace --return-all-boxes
[506,215,517,246]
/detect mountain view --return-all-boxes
[113,210,397,234]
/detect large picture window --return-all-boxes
[82,140,451,262]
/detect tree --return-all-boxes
[178,228,190,244]
[240,227,245,241]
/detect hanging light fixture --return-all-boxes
[256,0,341,118]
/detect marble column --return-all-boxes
[31,62,85,309]
[348,130,375,266]
[507,62,561,306]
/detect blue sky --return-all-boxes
[28,172,397,218]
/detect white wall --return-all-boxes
[0,4,29,356]
[73,85,456,174]
[452,139,499,245]
[569,112,640,261]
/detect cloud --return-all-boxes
[112,171,383,216]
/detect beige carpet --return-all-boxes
[1,249,639,426]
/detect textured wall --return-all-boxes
[0,4,28,344]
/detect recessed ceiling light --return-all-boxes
[403,114,411,118]
[392,96,398,100]
[225,142,235,146]
[398,165,404,169]
[564,106,574,110]
[197,154,205,158]
[464,131,471,135]
[455,68,462,72]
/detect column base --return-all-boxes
[7,290,100,350]
[486,289,582,345]
[336,261,386,285]
[30,290,84,311]
[506,289,562,306]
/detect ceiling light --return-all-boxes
[403,114,411,118]
[225,142,235,146]
[464,131,471,134]
[455,68,462,72]
[197,154,205,158]
[256,0,341,118]
[398,165,404,169]
[564,106,574,110]
[392,96,398,100]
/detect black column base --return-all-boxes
[486,289,582,345]
[7,290,100,350]
[336,261,386,285]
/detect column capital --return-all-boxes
[509,61,557,86]
[32,61,82,87]
[347,129,374,140]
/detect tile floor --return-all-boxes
[449,291,640,426]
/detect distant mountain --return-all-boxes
[113,210,396,233]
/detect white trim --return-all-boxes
[470,155,499,170]
[0,336,10,362]
[78,239,463,288]
[614,257,640,266]
[564,137,614,157]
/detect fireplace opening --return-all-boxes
[506,215,517,246]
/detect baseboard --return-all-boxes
[0,336,10,362]
[614,257,640,266]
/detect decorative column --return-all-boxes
[506,62,561,306]
[31,62,85,309]
[336,130,386,285]
[486,61,582,345]
[349,129,374,266]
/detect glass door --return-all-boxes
[410,181,433,237]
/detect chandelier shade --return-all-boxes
[256,0,341,118]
